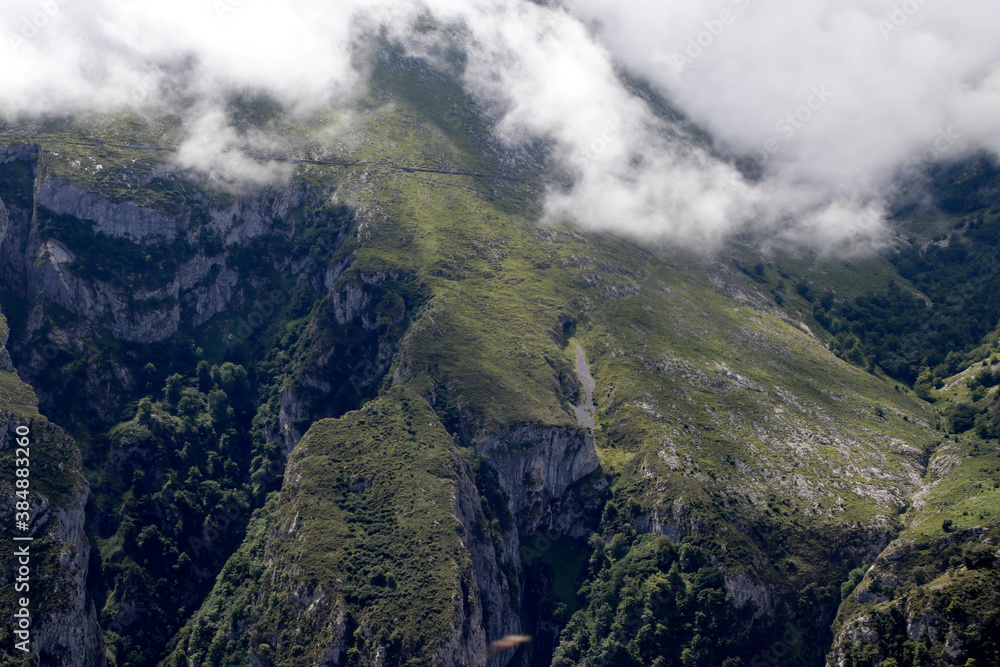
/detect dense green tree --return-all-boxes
[164,373,184,407]
[196,360,213,393]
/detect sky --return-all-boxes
[1,0,998,248]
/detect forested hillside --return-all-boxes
[0,43,998,667]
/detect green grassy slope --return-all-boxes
[3,47,1000,667]
[828,349,1000,667]
[161,54,998,666]
[165,385,500,666]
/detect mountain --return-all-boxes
[0,50,998,667]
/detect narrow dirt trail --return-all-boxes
[34,139,527,181]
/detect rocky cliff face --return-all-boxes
[0,314,105,665]
[0,143,39,165]
[35,173,182,242]
[21,456,105,667]
[475,423,598,535]
[26,239,186,344]
[0,147,356,427]
[0,197,11,294]
[0,314,13,374]
[827,524,1000,667]
[448,451,523,667]
[16,171,317,345]
[272,269,411,456]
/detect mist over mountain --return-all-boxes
[5,0,998,246]
[1,3,1000,667]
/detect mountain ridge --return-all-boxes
[0,49,998,667]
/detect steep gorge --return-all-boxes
[1,59,999,667]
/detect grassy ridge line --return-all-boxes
[315,70,957,664]
[160,56,587,665]
[335,98,579,429]
[328,88,956,658]
[27,139,527,181]
[165,385,490,666]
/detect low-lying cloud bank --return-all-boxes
[2,0,998,248]
[567,0,1000,245]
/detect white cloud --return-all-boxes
[1,0,997,248]
[410,0,756,244]
[567,0,1000,238]
[175,108,293,186]
[0,0,363,114]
